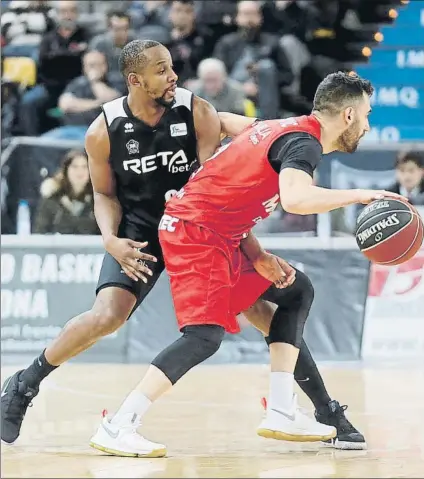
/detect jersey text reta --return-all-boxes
[165,115,321,243]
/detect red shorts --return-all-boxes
[159,217,272,334]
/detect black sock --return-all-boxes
[19,350,58,387]
[264,336,331,410]
[294,339,331,410]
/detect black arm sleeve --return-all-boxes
[267,132,323,178]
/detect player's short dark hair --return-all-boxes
[313,71,374,115]
[119,39,162,80]
[107,9,131,23]
[395,151,424,169]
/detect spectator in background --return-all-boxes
[262,0,310,40]
[1,79,20,138]
[388,151,424,206]
[19,0,90,136]
[1,0,55,57]
[165,0,214,85]
[76,0,132,17]
[262,0,314,114]
[213,0,293,119]
[42,50,124,141]
[299,0,346,102]
[131,0,169,38]
[34,149,99,235]
[89,10,135,73]
[134,2,170,44]
[195,0,237,42]
[190,58,247,115]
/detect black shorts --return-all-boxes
[96,238,165,312]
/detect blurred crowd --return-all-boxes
[1,0,382,140]
[1,0,422,237]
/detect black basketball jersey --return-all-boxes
[102,88,198,240]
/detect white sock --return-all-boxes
[111,390,152,424]
[268,372,294,412]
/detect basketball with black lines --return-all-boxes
[355,198,423,265]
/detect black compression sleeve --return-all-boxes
[267,132,323,178]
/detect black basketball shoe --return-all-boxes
[1,370,39,444]
[315,400,367,450]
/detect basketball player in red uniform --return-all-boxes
[89,72,405,453]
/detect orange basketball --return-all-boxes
[355,198,424,266]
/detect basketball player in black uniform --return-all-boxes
[1,40,365,451]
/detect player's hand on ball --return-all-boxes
[356,189,409,205]
[105,237,157,283]
[252,252,295,289]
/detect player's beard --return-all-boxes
[336,119,363,153]
[142,81,176,108]
[154,94,176,108]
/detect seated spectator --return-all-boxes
[19,0,90,136]
[262,0,310,40]
[261,0,314,114]
[77,0,132,17]
[299,0,346,102]
[1,79,20,138]
[164,0,215,85]
[213,0,293,119]
[89,10,135,73]
[195,0,237,41]
[1,0,55,58]
[388,151,424,206]
[131,0,169,38]
[42,50,124,141]
[190,58,246,115]
[34,149,99,235]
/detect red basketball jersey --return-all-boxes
[165,115,321,243]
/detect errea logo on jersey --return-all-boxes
[123,150,190,175]
[124,122,134,133]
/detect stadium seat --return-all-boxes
[2,56,36,87]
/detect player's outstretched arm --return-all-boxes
[279,169,406,215]
[193,95,222,164]
[275,134,406,215]
[218,112,256,139]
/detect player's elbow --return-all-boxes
[281,200,301,215]
[280,194,307,215]
[279,171,314,215]
[94,191,117,202]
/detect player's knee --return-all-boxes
[268,271,314,348]
[89,307,127,337]
[268,269,314,309]
[182,324,225,359]
[151,324,225,385]
[292,270,314,309]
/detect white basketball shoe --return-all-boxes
[257,395,337,442]
[89,411,166,458]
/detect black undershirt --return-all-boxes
[267,132,323,178]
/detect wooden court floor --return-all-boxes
[1,363,423,478]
